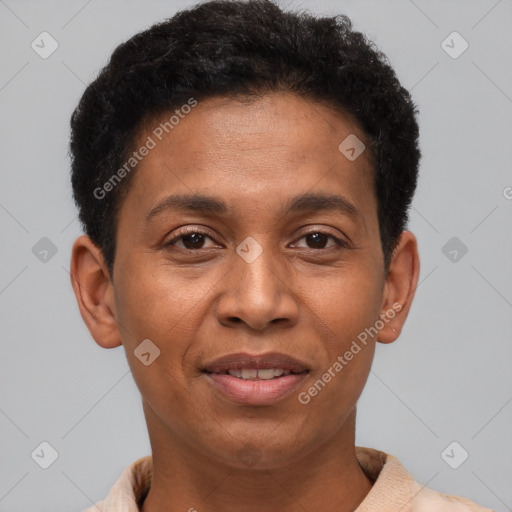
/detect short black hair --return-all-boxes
[69,0,420,280]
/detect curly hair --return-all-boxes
[69,0,420,279]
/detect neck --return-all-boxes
[141,406,373,512]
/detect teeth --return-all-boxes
[257,369,283,379]
[240,369,258,380]
[227,369,291,380]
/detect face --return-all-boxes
[77,92,413,470]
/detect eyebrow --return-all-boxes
[145,192,364,226]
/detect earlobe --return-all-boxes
[69,235,122,349]
[377,231,420,344]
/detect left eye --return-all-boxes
[292,232,344,250]
[166,230,345,251]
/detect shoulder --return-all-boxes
[386,452,495,512]
[82,455,152,512]
[407,484,495,511]
[84,498,105,512]
[355,447,495,512]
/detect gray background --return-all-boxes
[0,0,511,510]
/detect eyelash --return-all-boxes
[165,227,349,252]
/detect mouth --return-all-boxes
[210,368,303,380]
[201,352,310,405]
[202,351,309,376]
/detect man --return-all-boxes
[68,0,493,510]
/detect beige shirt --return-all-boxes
[84,447,494,511]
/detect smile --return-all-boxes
[202,370,309,405]
[225,368,293,379]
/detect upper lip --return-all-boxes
[202,352,309,374]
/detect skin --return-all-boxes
[70,92,419,512]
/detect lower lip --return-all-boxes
[203,372,308,405]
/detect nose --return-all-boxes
[215,241,300,331]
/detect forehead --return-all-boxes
[121,92,376,225]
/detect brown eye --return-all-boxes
[304,233,329,249]
[180,232,207,250]
[292,231,347,250]
[165,228,218,251]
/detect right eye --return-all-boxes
[165,228,220,251]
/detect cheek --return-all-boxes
[114,257,211,341]
[299,324,376,437]
[306,264,383,346]
[112,268,204,424]
[112,264,195,384]
[295,265,381,413]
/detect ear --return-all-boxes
[69,235,122,348]
[377,230,420,344]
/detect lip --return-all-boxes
[203,372,309,405]
[201,352,310,406]
[202,351,309,374]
